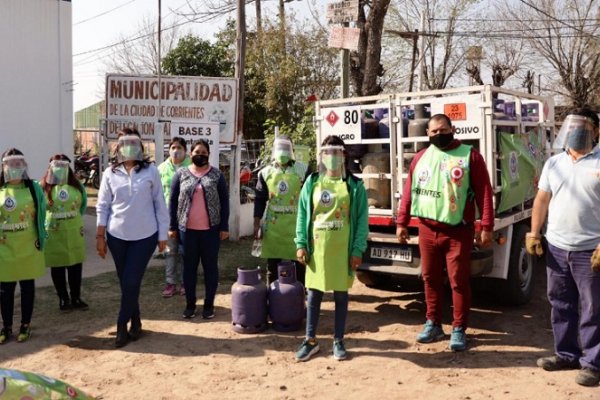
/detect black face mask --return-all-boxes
[192,154,209,167]
[429,133,454,149]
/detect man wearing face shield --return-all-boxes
[396,114,494,352]
[527,108,600,387]
[253,136,310,285]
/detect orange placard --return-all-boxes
[444,103,467,121]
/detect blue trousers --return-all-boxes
[107,232,157,324]
[547,243,600,370]
[180,227,220,309]
[306,289,349,340]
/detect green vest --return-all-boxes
[306,176,353,291]
[259,164,304,259]
[45,185,86,267]
[410,144,472,225]
[158,157,192,203]
[0,184,45,281]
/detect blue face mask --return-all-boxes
[567,127,591,152]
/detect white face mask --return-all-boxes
[169,149,185,161]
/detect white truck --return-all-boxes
[314,85,555,305]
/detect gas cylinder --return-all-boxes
[231,267,268,334]
[268,261,305,332]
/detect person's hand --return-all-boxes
[168,230,178,239]
[591,245,600,272]
[350,256,362,271]
[220,231,229,241]
[396,225,409,244]
[158,240,168,253]
[525,233,543,256]
[96,236,107,259]
[297,248,308,265]
[475,230,494,248]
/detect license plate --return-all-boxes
[370,246,412,262]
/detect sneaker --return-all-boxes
[162,284,177,298]
[179,286,186,296]
[416,320,445,343]
[333,339,347,361]
[295,338,320,362]
[537,355,580,371]
[71,298,89,310]
[0,327,12,345]
[576,368,600,387]
[202,306,215,320]
[59,298,72,313]
[183,307,196,319]
[16,325,31,343]
[449,327,467,351]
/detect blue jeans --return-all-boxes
[180,227,220,309]
[547,243,600,370]
[107,232,158,324]
[306,289,349,340]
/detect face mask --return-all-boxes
[51,166,69,184]
[192,154,209,167]
[4,167,25,181]
[169,149,184,161]
[429,133,454,149]
[120,145,140,160]
[322,154,343,171]
[566,127,591,152]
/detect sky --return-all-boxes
[72,0,318,112]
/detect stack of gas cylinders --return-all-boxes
[231,261,305,334]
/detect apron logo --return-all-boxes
[3,196,16,212]
[509,151,519,180]
[417,168,430,186]
[58,189,69,202]
[277,180,289,195]
[319,190,333,207]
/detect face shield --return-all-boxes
[554,115,596,152]
[271,137,295,165]
[46,160,71,185]
[117,135,143,162]
[318,145,346,178]
[2,155,28,181]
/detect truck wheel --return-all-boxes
[498,223,535,306]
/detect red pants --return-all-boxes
[418,223,474,328]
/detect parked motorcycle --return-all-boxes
[74,150,100,189]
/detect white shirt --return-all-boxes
[96,164,169,241]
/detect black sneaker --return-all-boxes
[71,298,89,310]
[202,306,215,320]
[59,298,72,313]
[183,307,196,319]
[537,355,580,371]
[0,327,12,345]
[576,368,600,387]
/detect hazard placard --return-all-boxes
[319,105,362,144]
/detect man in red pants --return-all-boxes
[396,113,494,351]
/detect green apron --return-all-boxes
[259,165,303,259]
[45,185,86,267]
[0,184,45,281]
[306,176,353,292]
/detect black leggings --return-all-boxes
[0,280,35,328]
[50,263,83,300]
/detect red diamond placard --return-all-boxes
[326,110,339,127]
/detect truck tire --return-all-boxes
[497,223,535,306]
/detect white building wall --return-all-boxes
[0,0,72,179]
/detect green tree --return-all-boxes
[161,34,234,77]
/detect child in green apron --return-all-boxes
[0,149,47,344]
[295,136,369,361]
[40,155,88,312]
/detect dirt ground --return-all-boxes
[1,260,599,400]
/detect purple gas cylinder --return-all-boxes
[268,261,305,332]
[231,267,268,333]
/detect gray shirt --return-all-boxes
[538,148,600,251]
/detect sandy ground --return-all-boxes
[1,264,599,400]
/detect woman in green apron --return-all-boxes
[40,154,88,312]
[0,149,47,344]
[294,136,368,362]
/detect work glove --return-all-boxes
[591,248,600,273]
[525,233,543,256]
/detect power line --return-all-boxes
[518,0,581,31]
[73,0,139,26]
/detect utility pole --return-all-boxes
[256,0,262,35]
[155,0,164,164]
